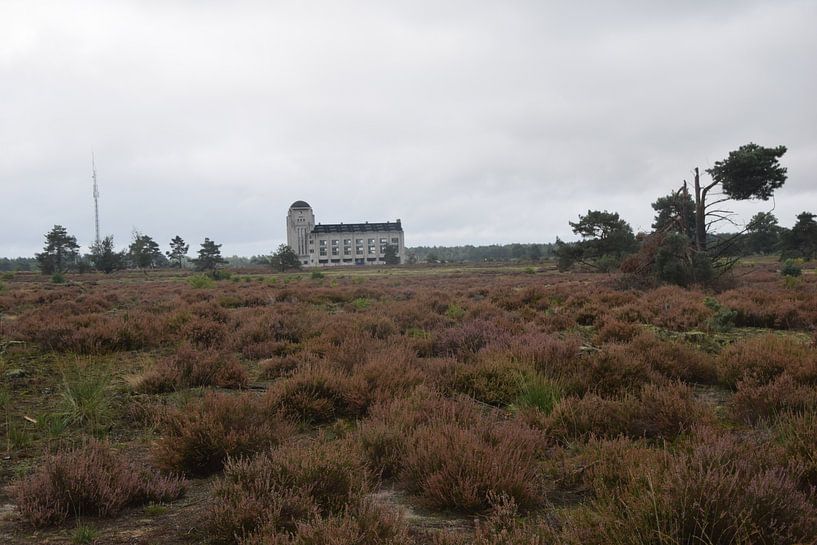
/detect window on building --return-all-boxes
[331,239,339,246]
[356,246,363,254]
[391,237,399,244]
[332,247,339,255]
[368,246,376,254]
[344,239,352,245]
[380,245,387,254]
[319,248,327,256]
[368,238,375,245]
[319,240,326,247]
[356,238,363,245]
[380,238,388,244]
[344,248,351,255]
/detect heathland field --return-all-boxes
[1,263,817,544]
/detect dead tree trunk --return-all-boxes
[693,168,707,252]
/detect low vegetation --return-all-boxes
[1,261,816,543]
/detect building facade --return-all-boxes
[286,201,405,267]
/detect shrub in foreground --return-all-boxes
[208,438,373,544]
[138,346,248,393]
[564,429,817,545]
[717,333,817,388]
[360,391,547,513]
[546,382,709,443]
[153,392,296,476]
[11,440,185,527]
[268,366,367,424]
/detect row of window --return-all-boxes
[317,237,399,247]
[317,258,382,264]
[317,245,393,256]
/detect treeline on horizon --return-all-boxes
[3,143,815,281]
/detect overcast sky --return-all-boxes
[1,0,815,257]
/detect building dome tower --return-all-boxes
[286,201,315,263]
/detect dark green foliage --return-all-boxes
[383,244,400,265]
[746,212,782,254]
[89,235,126,274]
[652,190,695,239]
[192,238,228,275]
[128,233,164,268]
[780,259,802,277]
[35,225,80,274]
[704,297,736,332]
[555,210,637,271]
[781,211,817,260]
[408,243,553,263]
[270,244,301,272]
[706,143,788,201]
[166,235,189,268]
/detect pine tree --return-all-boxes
[128,233,163,268]
[192,238,228,275]
[383,244,400,265]
[35,225,80,274]
[166,236,190,268]
[90,235,125,274]
[270,244,301,272]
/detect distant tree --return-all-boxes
[745,212,782,255]
[383,244,400,265]
[166,236,189,268]
[128,232,163,269]
[89,236,126,274]
[651,190,696,239]
[528,244,543,262]
[192,238,228,275]
[35,225,80,274]
[556,210,638,271]
[426,252,441,264]
[781,212,817,260]
[692,143,787,252]
[270,244,301,272]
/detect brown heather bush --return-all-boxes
[719,286,815,329]
[563,428,817,545]
[259,354,302,379]
[358,389,491,480]
[208,438,373,544]
[11,440,185,527]
[593,318,640,344]
[636,286,713,330]
[268,365,368,424]
[239,500,411,545]
[153,392,297,476]
[431,319,512,360]
[138,345,248,393]
[548,436,669,496]
[359,390,546,513]
[775,410,817,487]
[507,332,581,379]
[546,382,709,443]
[568,344,662,396]
[717,333,817,388]
[439,357,527,406]
[431,494,558,545]
[352,346,427,406]
[401,417,546,512]
[629,331,718,384]
[729,373,817,423]
[182,316,229,348]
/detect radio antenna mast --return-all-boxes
[92,152,100,245]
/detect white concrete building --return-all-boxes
[286,201,405,267]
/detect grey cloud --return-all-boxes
[1,0,815,256]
